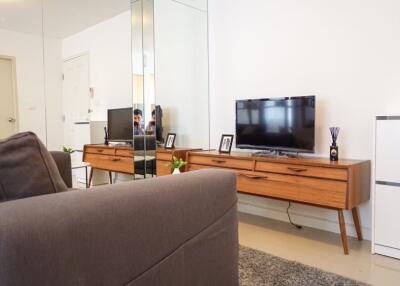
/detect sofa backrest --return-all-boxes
[0,169,239,286]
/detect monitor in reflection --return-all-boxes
[236,96,315,153]
[108,108,133,142]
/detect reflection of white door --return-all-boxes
[63,55,92,187]
[63,54,90,123]
[0,57,18,139]
[63,54,91,150]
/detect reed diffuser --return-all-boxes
[329,127,340,161]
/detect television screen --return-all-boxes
[236,96,315,153]
[108,108,133,142]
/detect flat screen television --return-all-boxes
[108,108,133,142]
[236,96,316,153]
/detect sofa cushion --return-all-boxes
[0,132,67,202]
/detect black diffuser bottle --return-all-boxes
[104,127,109,146]
[329,127,340,161]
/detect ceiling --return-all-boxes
[0,0,130,38]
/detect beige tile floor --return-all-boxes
[239,212,400,286]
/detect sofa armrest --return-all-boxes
[0,169,238,286]
[50,151,72,188]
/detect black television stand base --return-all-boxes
[252,150,300,158]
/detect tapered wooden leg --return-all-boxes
[352,207,363,241]
[109,172,113,184]
[338,210,349,255]
[88,168,94,188]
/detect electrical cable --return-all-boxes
[286,202,302,229]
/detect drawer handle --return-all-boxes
[239,173,268,180]
[97,149,104,153]
[288,167,307,172]
[111,158,121,162]
[212,159,226,164]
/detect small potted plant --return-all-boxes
[168,156,187,175]
[62,146,75,155]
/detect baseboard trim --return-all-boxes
[374,244,400,259]
[238,199,371,241]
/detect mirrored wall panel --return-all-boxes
[132,0,210,178]
[0,0,46,142]
[42,0,134,187]
[154,0,210,150]
[131,0,157,179]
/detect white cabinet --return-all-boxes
[373,116,400,259]
[375,119,400,183]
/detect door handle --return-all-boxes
[8,117,16,123]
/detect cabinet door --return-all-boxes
[376,119,400,183]
[375,184,400,249]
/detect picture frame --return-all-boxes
[165,133,176,149]
[219,134,234,154]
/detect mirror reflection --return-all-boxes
[42,0,133,187]
[0,0,45,141]
[154,0,210,150]
[131,0,210,177]
[1,0,210,186]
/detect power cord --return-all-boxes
[286,202,302,229]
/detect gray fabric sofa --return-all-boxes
[0,153,239,286]
[50,151,73,188]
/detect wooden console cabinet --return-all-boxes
[83,145,197,184]
[186,151,371,254]
[156,148,200,176]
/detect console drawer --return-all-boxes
[156,160,172,176]
[255,161,348,181]
[85,146,115,156]
[157,152,172,161]
[115,149,134,158]
[237,171,347,208]
[188,155,253,170]
[85,154,133,174]
[187,164,347,208]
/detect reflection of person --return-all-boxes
[224,138,231,150]
[222,137,231,151]
[167,135,174,148]
[133,109,145,135]
[146,110,156,135]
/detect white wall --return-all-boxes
[174,0,207,11]
[0,28,47,143]
[208,0,400,239]
[155,0,209,148]
[62,11,132,121]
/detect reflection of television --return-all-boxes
[155,105,164,143]
[108,108,133,142]
[236,96,315,153]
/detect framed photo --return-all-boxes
[165,133,176,149]
[219,134,234,154]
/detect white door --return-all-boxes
[0,57,18,139]
[63,54,91,124]
[63,54,91,149]
[63,55,91,186]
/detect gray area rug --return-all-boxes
[239,246,369,286]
